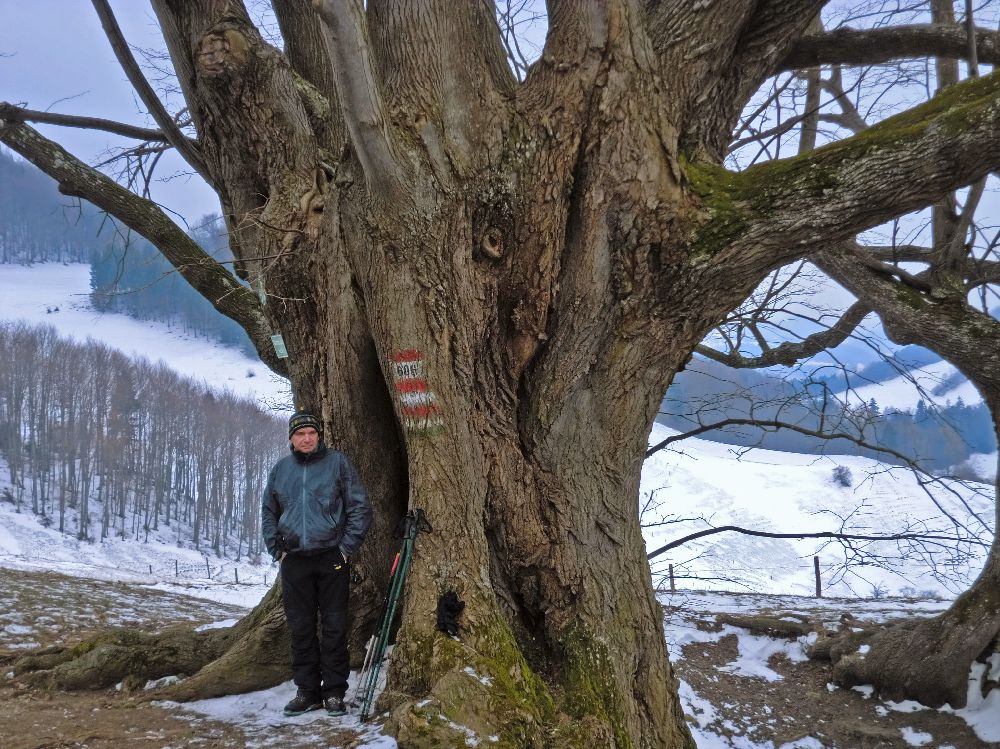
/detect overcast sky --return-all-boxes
[1,1,220,224]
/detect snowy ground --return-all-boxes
[1,262,998,747]
[4,563,997,748]
[664,590,1000,747]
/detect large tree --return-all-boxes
[4,1,1000,745]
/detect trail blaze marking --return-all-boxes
[389,350,444,433]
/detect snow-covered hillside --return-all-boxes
[641,424,994,599]
[0,263,290,409]
[0,459,272,610]
[843,357,983,411]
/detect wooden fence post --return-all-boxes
[669,564,676,593]
[814,556,822,598]
[205,558,211,578]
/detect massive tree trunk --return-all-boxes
[6,1,1000,745]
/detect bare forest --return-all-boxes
[0,321,284,559]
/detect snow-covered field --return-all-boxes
[1,262,997,747]
[642,423,995,599]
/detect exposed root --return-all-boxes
[161,583,290,701]
[822,571,1000,708]
[14,624,229,691]
[13,582,291,701]
[716,613,823,639]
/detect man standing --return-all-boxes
[262,411,373,716]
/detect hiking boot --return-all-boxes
[283,689,322,716]
[324,695,347,716]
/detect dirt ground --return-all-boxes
[0,568,367,749]
[2,568,998,748]
[666,590,999,749]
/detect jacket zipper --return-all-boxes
[301,462,308,548]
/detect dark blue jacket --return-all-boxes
[261,444,372,561]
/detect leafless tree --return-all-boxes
[5,1,1000,742]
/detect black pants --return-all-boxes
[280,548,350,699]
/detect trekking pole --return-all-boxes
[358,509,430,721]
[358,513,419,720]
[351,549,401,705]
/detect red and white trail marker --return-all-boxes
[389,350,444,433]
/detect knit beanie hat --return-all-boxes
[288,411,321,438]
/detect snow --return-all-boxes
[641,422,994,599]
[899,726,933,747]
[944,659,1000,743]
[841,357,983,410]
[164,678,396,748]
[0,262,997,747]
[664,591,1000,748]
[961,451,999,482]
[0,263,290,409]
[0,459,273,609]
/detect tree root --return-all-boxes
[819,570,1000,708]
[160,583,290,701]
[13,582,291,700]
[14,624,230,691]
[716,613,823,639]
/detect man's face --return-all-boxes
[290,426,319,454]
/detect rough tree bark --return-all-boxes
[5,2,1000,746]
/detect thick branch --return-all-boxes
[697,301,870,368]
[811,248,1000,380]
[367,0,514,180]
[781,24,1000,71]
[312,0,407,194]
[271,0,345,153]
[692,71,1000,266]
[646,525,976,561]
[0,105,167,142]
[813,247,1000,385]
[90,0,213,187]
[0,120,285,375]
[647,0,823,160]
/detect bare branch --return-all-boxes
[646,417,931,468]
[697,301,871,368]
[0,119,285,375]
[780,24,1000,71]
[646,524,980,562]
[90,0,213,187]
[0,105,167,142]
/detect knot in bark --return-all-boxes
[197,28,250,78]
[481,227,504,259]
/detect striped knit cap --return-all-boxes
[288,411,321,438]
